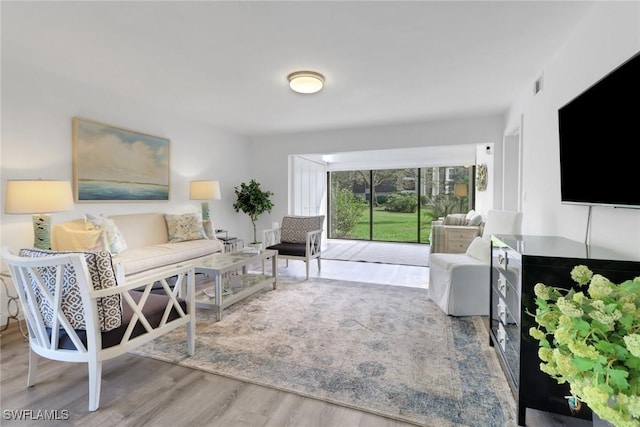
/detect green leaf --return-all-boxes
[625,355,640,370]
[619,313,633,330]
[611,342,630,360]
[595,340,616,355]
[589,319,611,336]
[573,357,597,371]
[535,298,548,310]
[619,280,640,293]
[606,367,630,391]
[571,318,591,333]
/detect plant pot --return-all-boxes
[248,242,262,252]
[593,412,615,427]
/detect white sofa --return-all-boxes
[52,213,224,279]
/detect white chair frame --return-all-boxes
[1,247,195,411]
[263,227,323,280]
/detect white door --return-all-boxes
[502,117,523,212]
[290,156,327,216]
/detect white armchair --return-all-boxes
[428,210,522,316]
[1,247,196,411]
[263,215,324,280]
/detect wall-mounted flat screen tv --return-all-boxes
[558,50,640,209]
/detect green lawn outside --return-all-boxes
[344,208,433,243]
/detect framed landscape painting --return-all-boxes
[73,117,170,201]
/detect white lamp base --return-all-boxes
[32,214,52,250]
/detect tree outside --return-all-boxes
[329,166,473,243]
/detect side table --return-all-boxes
[0,271,28,338]
[215,229,243,252]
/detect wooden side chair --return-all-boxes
[0,247,196,411]
[263,215,325,280]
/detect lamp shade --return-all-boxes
[454,183,468,198]
[288,71,324,94]
[5,180,74,214]
[189,180,221,200]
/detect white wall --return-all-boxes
[504,1,640,258]
[474,143,495,219]
[248,114,505,232]
[0,60,254,253]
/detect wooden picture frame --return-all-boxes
[72,117,170,202]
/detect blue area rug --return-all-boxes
[132,277,515,426]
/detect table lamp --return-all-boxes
[189,180,221,240]
[454,183,468,212]
[189,180,221,221]
[5,180,74,249]
[454,183,468,198]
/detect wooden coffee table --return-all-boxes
[195,249,277,320]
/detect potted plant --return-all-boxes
[529,265,640,427]
[232,179,274,247]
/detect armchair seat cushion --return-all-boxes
[266,242,307,257]
[49,290,188,350]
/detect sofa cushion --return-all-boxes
[54,226,108,252]
[164,212,207,243]
[429,252,488,271]
[85,213,128,254]
[114,239,223,277]
[109,213,169,248]
[18,248,122,332]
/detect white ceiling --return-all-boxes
[2,1,596,138]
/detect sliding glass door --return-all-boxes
[328,165,474,244]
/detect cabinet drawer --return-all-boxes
[493,277,521,325]
[497,272,508,298]
[447,240,473,253]
[445,228,479,253]
[448,229,478,240]
[497,248,509,269]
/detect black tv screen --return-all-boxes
[558,50,640,209]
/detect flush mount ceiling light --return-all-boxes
[287,71,324,94]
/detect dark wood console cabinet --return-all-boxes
[489,235,640,426]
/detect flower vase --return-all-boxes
[592,412,615,427]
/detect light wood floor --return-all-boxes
[0,257,590,426]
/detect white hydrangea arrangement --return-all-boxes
[530,265,640,427]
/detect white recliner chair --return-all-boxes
[428,210,523,316]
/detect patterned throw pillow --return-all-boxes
[19,248,122,332]
[164,212,207,242]
[280,215,325,244]
[85,213,128,255]
[467,213,483,226]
